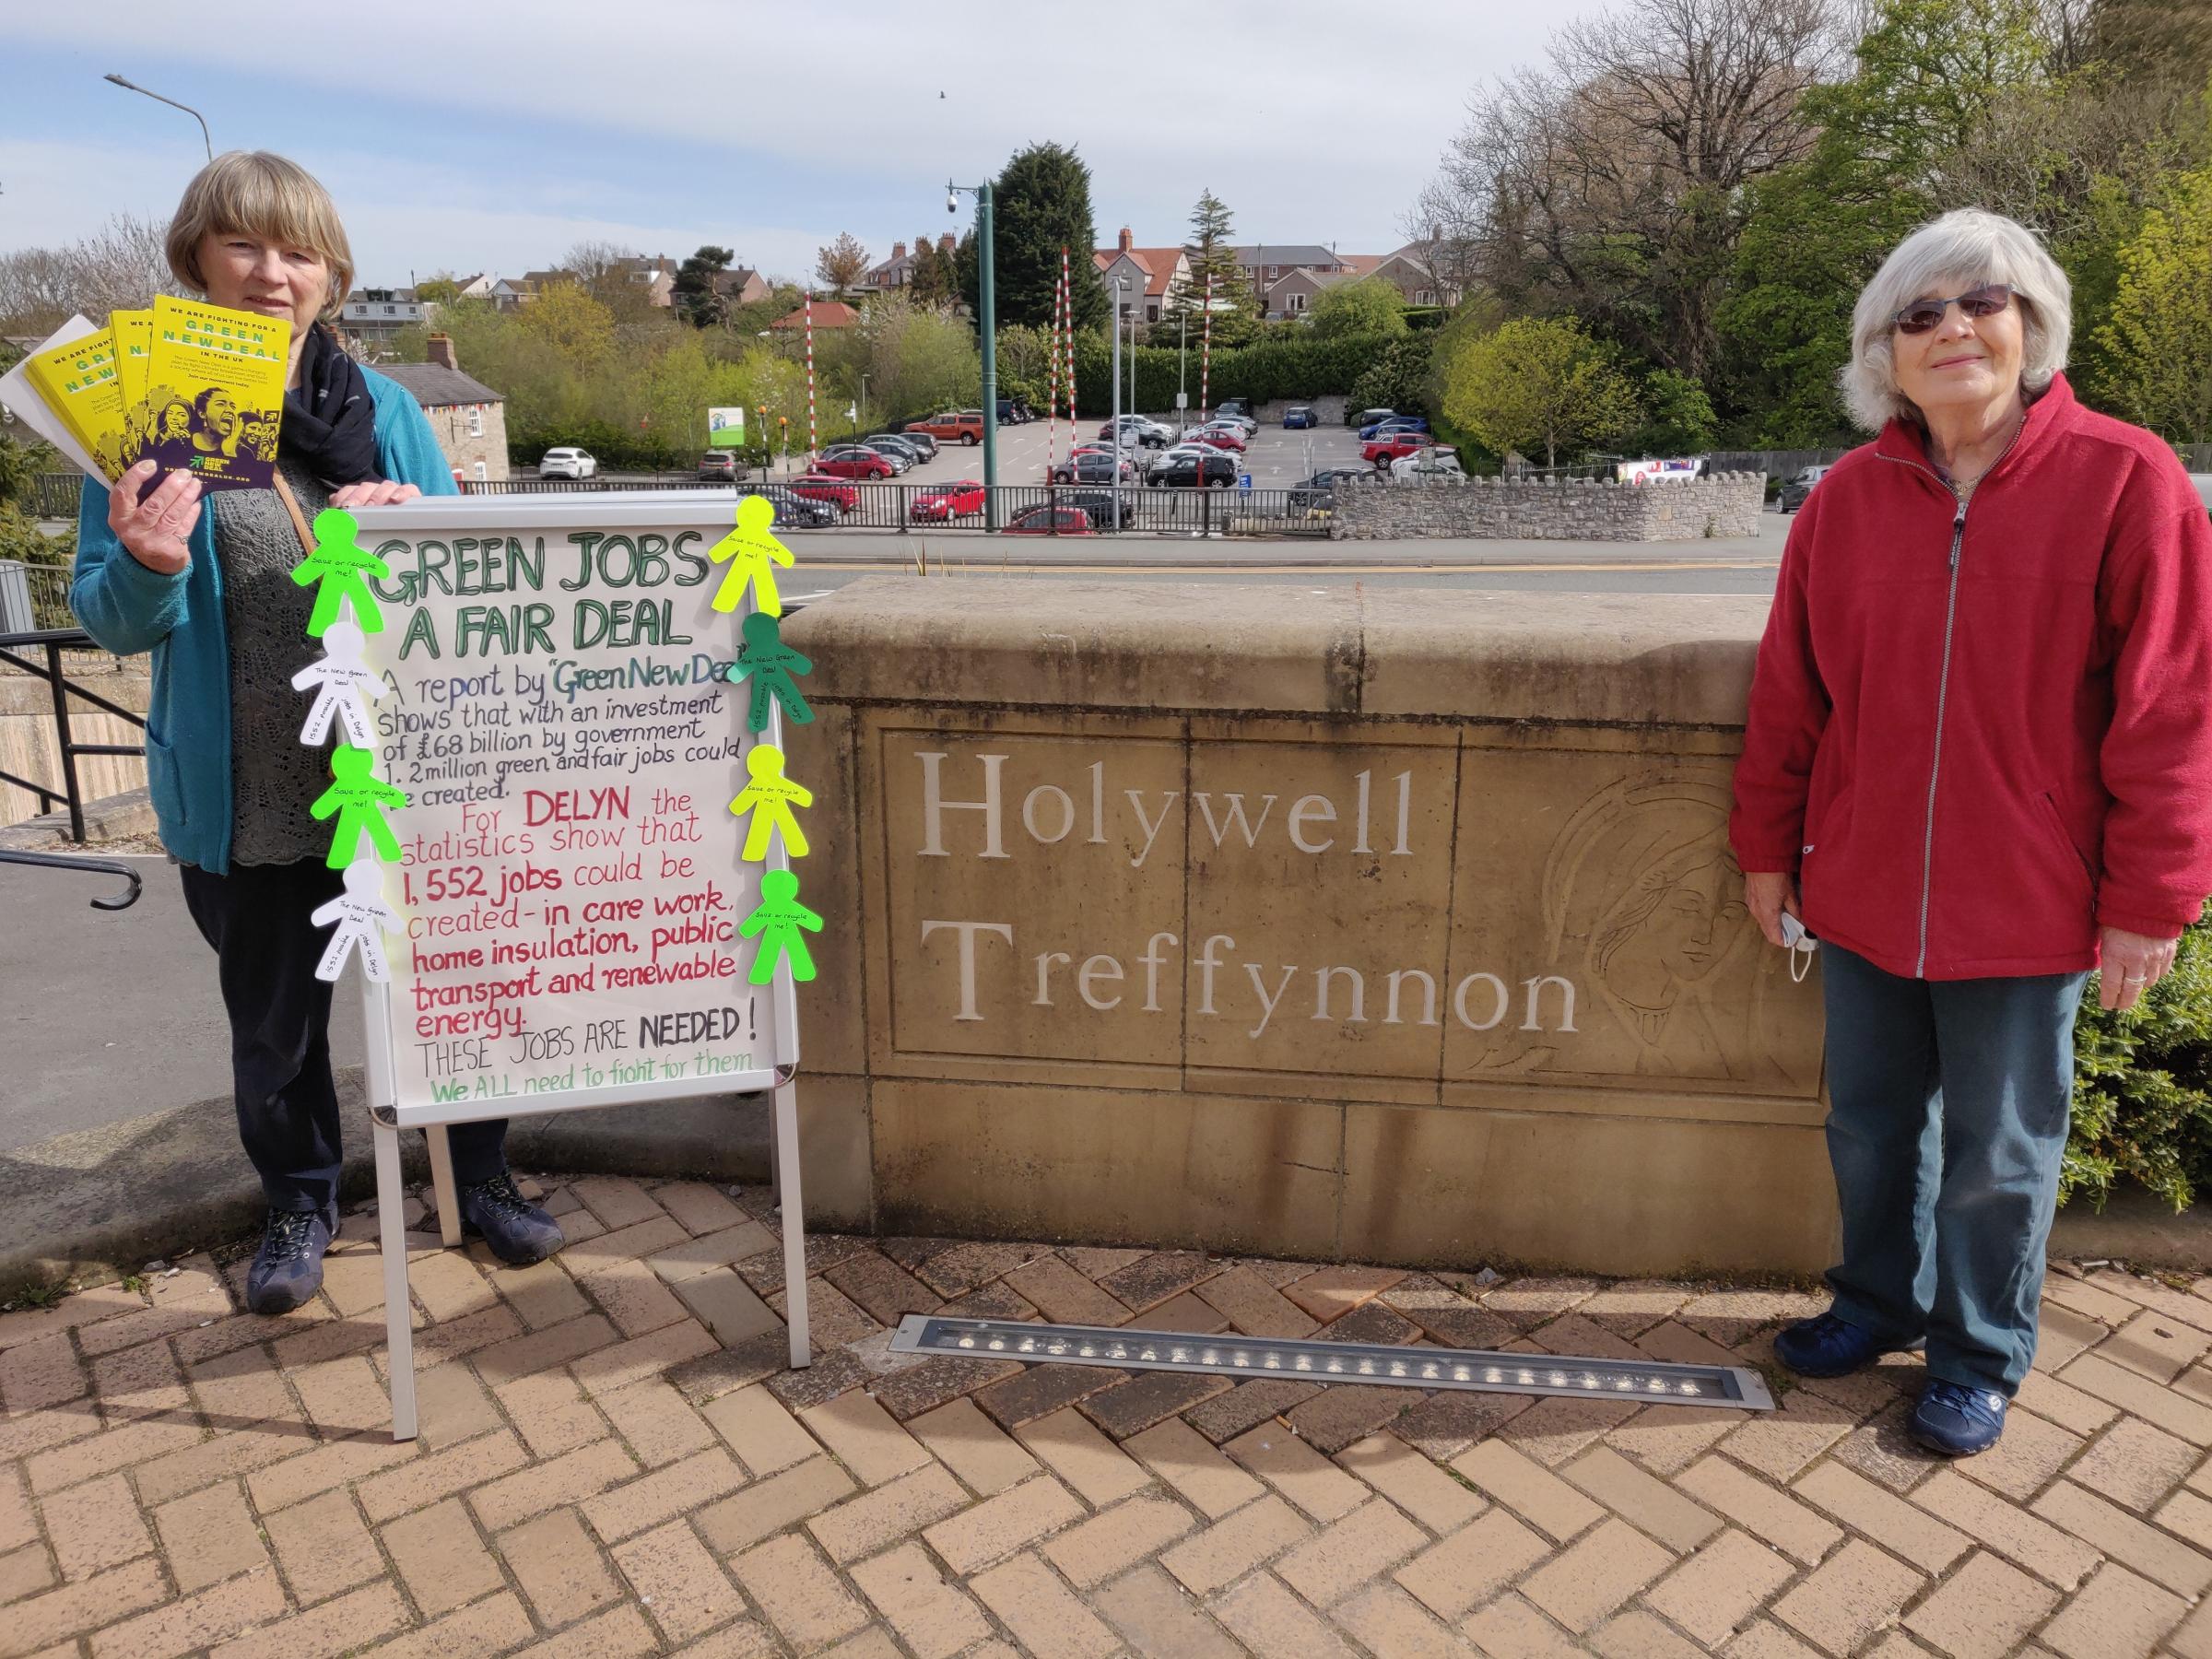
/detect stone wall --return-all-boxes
[419,402,512,483]
[780,580,1837,1277]
[0,662,147,830]
[1330,472,1766,541]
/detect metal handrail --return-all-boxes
[0,627,146,843]
[0,849,142,909]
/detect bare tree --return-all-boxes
[560,241,638,284]
[814,233,870,296]
[0,214,174,334]
[1415,0,1841,376]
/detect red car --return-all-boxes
[788,473,858,512]
[912,480,985,520]
[1190,424,1247,450]
[1001,505,1095,535]
[1362,431,1426,466]
[814,445,894,479]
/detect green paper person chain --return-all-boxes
[292,507,391,636]
[739,869,821,983]
[726,611,813,734]
[311,744,409,868]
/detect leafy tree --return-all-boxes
[517,282,616,367]
[1441,315,1640,468]
[673,246,735,327]
[1346,337,1435,418]
[2097,167,2212,439]
[1625,369,1720,456]
[1171,189,1255,344]
[1308,276,1408,340]
[415,275,463,305]
[957,144,1106,330]
[815,233,870,296]
[909,235,952,307]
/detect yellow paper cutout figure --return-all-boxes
[707,495,795,617]
[728,743,812,861]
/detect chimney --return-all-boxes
[892,241,907,261]
[1118,227,1134,253]
[939,232,955,253]
[426,333,457,371]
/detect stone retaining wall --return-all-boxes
[1330,472,1767,541]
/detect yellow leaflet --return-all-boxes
[146,296,290,493]
[21,326,128,482]
[110,310,154,469]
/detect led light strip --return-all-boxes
[888,1316,1775,1410]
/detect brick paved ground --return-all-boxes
[4,1177,2212,1658]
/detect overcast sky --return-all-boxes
[3,2,1604,288]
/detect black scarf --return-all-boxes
[281,323,384,487]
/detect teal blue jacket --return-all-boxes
[72,370,460,873]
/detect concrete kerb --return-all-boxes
[0,1071,775,1290]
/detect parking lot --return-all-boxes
[860,410,1371,492]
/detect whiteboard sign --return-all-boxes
[347,492,799,1125]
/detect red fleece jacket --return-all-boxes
[1730,375,2212,980]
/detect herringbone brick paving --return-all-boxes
[4,1177,2211,1657]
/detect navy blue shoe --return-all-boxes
[1912,1380,2007,1456]
[1772,1312,1900,1378]
[244,1204,336,1315]
[458,1172,565,1265]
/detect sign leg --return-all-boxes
[773,1078,809,1371]
[426,1125,462,1248]
[375,1119,419,1441]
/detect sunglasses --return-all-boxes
[1892,283,2013,335]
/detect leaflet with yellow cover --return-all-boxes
[144,296,288,492]
[19,325,128,481]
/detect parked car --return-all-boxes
[744,485,838,527]
[877,429,937,460]
[1148,452,1238,488]
[788,473,859,512]
[1001,504,1094,535]
[1392,446,1465,481]
[697,451,744,481]
[1350,407,1397,431]
[1217,398,1253,420]
[1288,467,1371,509]
[910,410,984,446]
[1779,464,1830,513]
[1283,406,1317,429]
[995,397,1034,425]
[911,479,985,521]
[1190,427,1247,453]
[1362,431,1428,467]
[814,445,894,480]
[854,438,914,473]
[537,446,596,479]
[1053,453,1138,485]
[1099,416,1172,447]
[1207,409,1258,435]
[1359,415,1431,441]
[1054,488,1137,529]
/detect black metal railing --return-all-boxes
[0,628,146,843]
[32,474,84,518]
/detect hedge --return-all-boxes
[1069,330,1405,416]
[2065,918,2212,1211]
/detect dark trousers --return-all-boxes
[1820,942,2088,1395]
[180,859,508,1212]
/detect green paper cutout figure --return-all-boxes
[727,611,814,735]
[290,508,392,637]
[728,743,813,861]
[740,867,821,984]
[309,745,408,868]
[707,495,794,618]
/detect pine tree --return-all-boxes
[1174,189,1251,330]
[910,234,950,307]
[955,143,1107,330]
[672,246,734,328]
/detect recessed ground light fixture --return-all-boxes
[888,1316,1775,1410]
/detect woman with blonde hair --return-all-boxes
[1733,208,2212,1454]
[71,152,564,1314]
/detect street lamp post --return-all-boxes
[102,74,212,159]
[947,179,998,527]
[1111,276,1132,521]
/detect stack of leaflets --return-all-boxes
[3,297,288,491]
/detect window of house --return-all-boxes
[384,304,396,314]
[467,406,484,438]
[1288,292,1307,312]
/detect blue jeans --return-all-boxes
[1820,942,2089,1395]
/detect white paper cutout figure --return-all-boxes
[312,859,403,983]
[291,618,386,747]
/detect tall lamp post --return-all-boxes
[1111,276,1133,519]
[102,74,212,159]
[947,179,998,528]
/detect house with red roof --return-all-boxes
[769,300,861,331]
[1092,229,1191,324]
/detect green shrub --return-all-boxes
[2065,918,2212,1210]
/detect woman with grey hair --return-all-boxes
[1732,208,2212,1455]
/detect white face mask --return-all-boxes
[1779,912,1818,983]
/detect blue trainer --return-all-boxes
[1771,1311,1900,1378]
[458,1172,565,1265]
[244,1204,337,1315]
[1912,1381,2007,1456]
